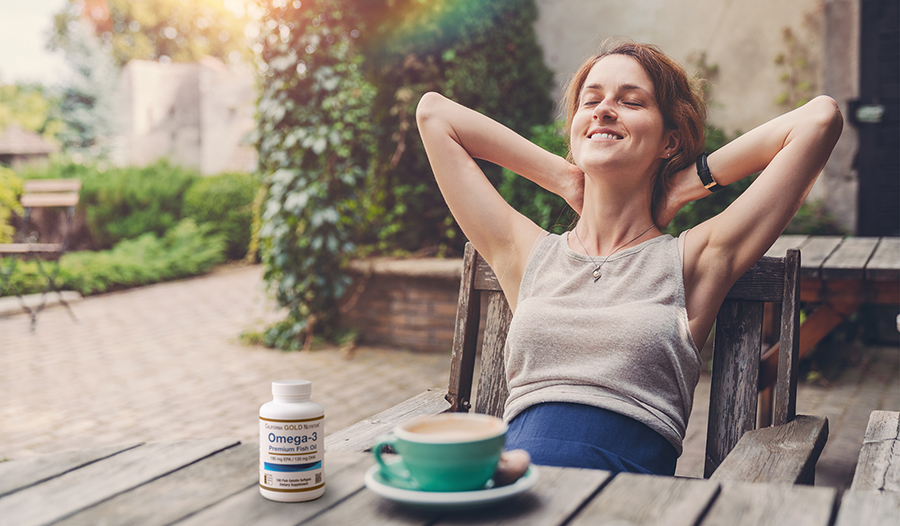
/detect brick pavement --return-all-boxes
[0,265,450,461]
[0,264,896,494]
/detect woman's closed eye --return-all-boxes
[582,98,643,108]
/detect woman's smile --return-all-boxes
[587,127,624,141]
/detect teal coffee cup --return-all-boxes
[372,413,507,492]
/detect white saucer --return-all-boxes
[363,464,539,509]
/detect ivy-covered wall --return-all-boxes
[255,0,555,348]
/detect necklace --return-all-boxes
[573,223,656,282]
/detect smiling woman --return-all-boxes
[416,38,842,476]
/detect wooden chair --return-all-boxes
[0,179,81,329]
[328,242,829,484]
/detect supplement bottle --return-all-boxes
[259,380,325,502]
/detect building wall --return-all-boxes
[198,58,259,175]
[821,0,860,234]
[534,0,823,134]
[116,59,256,175]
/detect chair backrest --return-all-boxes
[445,241,800,479]
[15,179,81,249]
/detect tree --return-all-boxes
[0,83,64,143]
[48,0,252,68]
[52,18,120,158]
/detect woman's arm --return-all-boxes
[677,96,843,337]
[416,92,582,306]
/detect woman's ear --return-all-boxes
[661,129,682,159]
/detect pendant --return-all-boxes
[592,268,601,281]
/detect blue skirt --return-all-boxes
[505,402,678,475]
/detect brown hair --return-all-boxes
[563,40,707,221]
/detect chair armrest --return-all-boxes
[709,415,828,485]
[325,388,451,453]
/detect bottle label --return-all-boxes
[259,415,324,493]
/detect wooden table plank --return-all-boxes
[765,235,809,258]
[851,410,900,492]
[0,438,238,526]
[325,388,451,453]
[302,485,441,526]
[55,442,258,526]
[701,482,836,526]
[834,490,900,526]
[435,466,611,526]
[796,236,844,278]
[569,473,718,526]
[178,450,373,526]
[866,238,900,281]
[820,237,881,280]
[0,443,140,498]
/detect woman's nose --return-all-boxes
[592,100,616,121]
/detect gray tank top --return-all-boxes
[503,231,701,454]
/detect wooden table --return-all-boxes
[850,410,900,493]
[757,236,899,423]
[765,235,899,350]
[1,439,897,526]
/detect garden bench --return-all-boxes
[328,242,829,484]
[0,179,80,329]
[758,235,900,425]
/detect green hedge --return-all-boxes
[19,161,259,258]
[183,172,260,260]
[1,219,224,297]
[0,167,23,244]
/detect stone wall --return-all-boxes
[115,57,257,175]
[342,259,464,353]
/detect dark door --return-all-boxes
[855,0,899,236]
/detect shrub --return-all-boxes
[0,219,224,297]
[183,172,260,260]
[360,0,555,255]
[0,167,23,244]
[20,160,200,249]
[78,161,199,248]
[499,122,573,234]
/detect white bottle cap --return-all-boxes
[272,379,312,397]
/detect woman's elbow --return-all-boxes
[806,95,844,141]
[416,92,447,128]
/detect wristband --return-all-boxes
[696,153,723,193]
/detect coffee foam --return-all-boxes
[400,415,505,443]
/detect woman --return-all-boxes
[416,41,842,475]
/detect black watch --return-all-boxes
[696,153,723,193]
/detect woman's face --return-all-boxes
[569,54,675,180]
